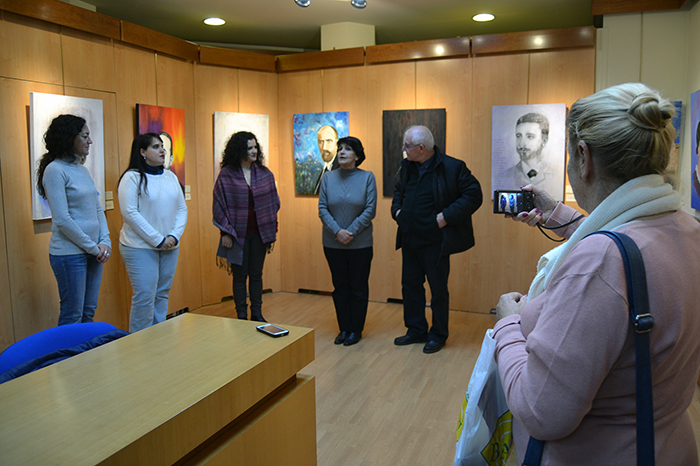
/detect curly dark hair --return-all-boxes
[36,114,86,198]
[337,136,366,166]
[118,133,162,195]
[220,131,264,169]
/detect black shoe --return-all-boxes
[394,333,429,346]
[423,339,445,354]
[237,313,247,320]
[251,315,267,323]
[334,332,348,345]
[343,332,362,346]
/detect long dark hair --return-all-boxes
[36,114,86,199]
[220,131,264,169]
[118,133,162,195]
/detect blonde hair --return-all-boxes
[567,83,675,183]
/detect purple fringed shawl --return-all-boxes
[213,164,280,270]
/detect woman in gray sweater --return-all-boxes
[318,136,377,346]
[37,114,111,325]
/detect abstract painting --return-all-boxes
[214,112,270,181]
[137,104,185,186]
[382,109,446,197]
[29,92,105,220]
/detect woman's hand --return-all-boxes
[507,184,558,226]
[221,234,233,249]
[496,292,526,320]
[336,229,353,245]
[161,236,177,250]
[96,244,112,264]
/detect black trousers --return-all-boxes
[232,232,267,317]
[401,242,450,342]
[323,246,373,334]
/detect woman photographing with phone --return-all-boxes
[118,133,187,332]
[493,83,700,465]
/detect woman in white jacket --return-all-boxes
[118,133,187,332]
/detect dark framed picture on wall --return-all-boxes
[382,109,446,197]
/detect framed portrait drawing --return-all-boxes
[214,112,270,181]
[293,111,349,195]
[382,109,446,197]
[491,103,567,201]
[690,90,700,210]
[137,104,186,186]
[29,92,105,220]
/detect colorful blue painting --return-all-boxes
[690,91,700,211]
[293,111,349,195]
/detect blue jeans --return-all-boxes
[49,253,103,326]
[120,244,179,332]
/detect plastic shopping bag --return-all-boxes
[454,329,512,466]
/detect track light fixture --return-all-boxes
[294,0,367,8]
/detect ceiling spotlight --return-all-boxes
[203,17,225,26]
[472,13,495,22]
[351,0,367,8]
[295,0,310,6]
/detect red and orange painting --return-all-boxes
[136,104,186,185]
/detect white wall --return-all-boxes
[596,6,700,219]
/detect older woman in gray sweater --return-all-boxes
[318,136,377,346]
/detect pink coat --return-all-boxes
[494,205,700,465]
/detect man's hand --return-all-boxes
[436,212,447,228]
[161,236,177,250]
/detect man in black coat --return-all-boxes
[391,125,482,353]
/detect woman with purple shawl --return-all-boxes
[213,132,280,322]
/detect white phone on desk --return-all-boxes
[256,324,289,337]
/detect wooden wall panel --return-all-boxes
[238,69,281,293]
[0,155,11,351]
[277,70,324,293]
[416,58,476,311]
[365,62,416,302]
[0,13,62,84]
[469,54,532,313]
[155,55,203,312]
[65,87,128,329]
[298,66,370,297]
[112,42,157,322]
[192,63,239,305]
[61,27,116,93]
[0,78,65,340]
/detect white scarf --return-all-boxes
[528,174,681,300]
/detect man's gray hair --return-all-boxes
[405,125,434,149]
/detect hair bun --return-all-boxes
[627,94,673,132]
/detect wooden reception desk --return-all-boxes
[0,314,316,465]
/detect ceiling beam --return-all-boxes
[592,0,688,15]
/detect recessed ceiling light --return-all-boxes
[351,0,367,8]
[472,13,495,22]
[203,17,225,26]
[295,0,311,7]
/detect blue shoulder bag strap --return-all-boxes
[522,231,655,466]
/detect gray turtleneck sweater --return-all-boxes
[318,167,377,249]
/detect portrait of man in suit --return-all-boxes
[314,125,340,194]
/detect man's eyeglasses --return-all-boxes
[403,143,421,150]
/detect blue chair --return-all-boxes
[0,322,117,374]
